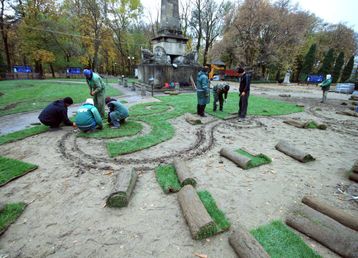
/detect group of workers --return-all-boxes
[196,66,250,121]
[39,66,252,132]
[38,69,129,132]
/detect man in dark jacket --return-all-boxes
[237,67,251,121]
[38,97,75,128]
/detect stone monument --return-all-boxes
[138,0,200,89]
[283,69,292,85]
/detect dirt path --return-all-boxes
[0,83,357,258]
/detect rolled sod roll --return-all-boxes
[275,140,315,163]
[283,119,306,128]
[286,205,358,258]
[302,196,358,231]
[0,203,4,213]
[219,148,251,169]
[173,158,197,187]
[229,224,270,258]
[106,169,138,208]
[177,185,216,240]
[349,173,358,183]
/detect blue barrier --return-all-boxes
[307,74,324,84]
[13,65,32,73]
[66,67,81,75]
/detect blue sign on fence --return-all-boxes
[66,67,81,74]
[307,74,324,84]
[13,66,32,73]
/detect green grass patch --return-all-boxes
[78,120,142,139]
[198,191,231,235]
[155,164,182,193]
[106,93,303,157]
[235,149,272,169]
[251,220,321,258]
[0,125,49,145]
[0,156,38,186]
[0,202,26,235]
[0,80,121,116]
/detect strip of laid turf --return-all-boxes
[0,80,121,116]
[235,149,272,169]
[198,191,231,234]
[107,114,174,156]
[0,156,38,186]
[0,202,26,235]
[251,220,321,258]
[0,125,49,146]
[78,120,142,139]
[155,164,182,193]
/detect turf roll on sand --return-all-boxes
[173,158,197,187]
[275,140,315,163]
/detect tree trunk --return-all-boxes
[302,196,358,231]
[173,158,197,187]
[219,147,251,169]
[106,170,138,208]
[177,185,216,240]
[2,32,11,72]
[50,63,55,78]
[286,205,358,258]
[229,224,270,258]
[275,140,315,163]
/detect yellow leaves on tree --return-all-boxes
[32,49,56,64]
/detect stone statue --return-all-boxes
[141,49,154,64]
[283,69,292,84]
[153,46,170,64]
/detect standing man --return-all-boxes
[38,97,75,129]
[237,67,251,121]
[105,97,129,129]
[318,74,332,103]
[83,69,106,118]
[75,98,103,132]
[196,66,210,117]
[213,83,230,112]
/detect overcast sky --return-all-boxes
[141,0,358,32]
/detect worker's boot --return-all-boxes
[219,104,223,111]
[213,103,217,112]
[197,104,200,115]
[200,105,207,117]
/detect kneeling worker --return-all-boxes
[105,97,129,129]
[75,98,103,132]
[38,97,75,129]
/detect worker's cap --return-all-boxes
[85,98,94,105]
[83,69,93,78]
[326,74,331,79]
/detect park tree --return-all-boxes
[331,51,344,83]
[201,0,230,65]
[318,48,334,75]
[292,54,303,83]
[190,0,204,56]
[299,43,317,81]
[341,55,354,82]
[32,49,56,77]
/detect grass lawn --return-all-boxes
[0,80,121,116]
[251,220,321,258]
[107,93,303,156]
[235,149,272,169]
[0,202,26,235]
[0,156,38,186]
[78,120,142,139]
[155,164,182,193]
[0,125,49,145]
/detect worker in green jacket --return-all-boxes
[196,67,210,117]
[318,74,332,103]
[105,97,129,129]
[75,98,103,132]
[83,69,106,117]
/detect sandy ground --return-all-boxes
[0,82,357,258]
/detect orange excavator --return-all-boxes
[208,64,225,80]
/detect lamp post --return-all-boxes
[128,56,134,77]
[114,62,117,76]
